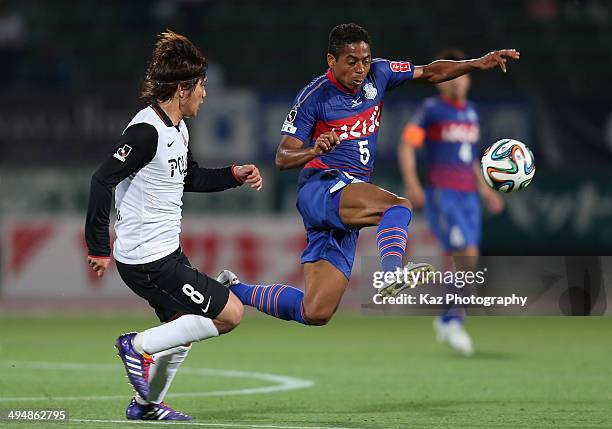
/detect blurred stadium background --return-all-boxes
[1,0,611,308]
[0,1,611,427]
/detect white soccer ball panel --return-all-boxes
[481,139,536,193]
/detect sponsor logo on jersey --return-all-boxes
[167,140,175,148]
[281,108,298,134]
[168,154,187,177]
[389,61,411,73]
[429,122,480,143]
[364,82,377,100]
[441,123,479,143]
[201,296,212,313]
[312,102,383,141]
[113,144,132,162]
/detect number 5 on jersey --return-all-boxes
[357,140,370,165]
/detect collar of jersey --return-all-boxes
[326,69,359,96]
[150,102,177,127]
[439,95,466,110]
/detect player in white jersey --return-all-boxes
[85,30,263,421]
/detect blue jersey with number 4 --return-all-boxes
[281,59,415,186]
[403,96,482,250]
[409,96,480,192]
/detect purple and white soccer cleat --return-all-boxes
[126,397,193,420]
[115,332,155,400]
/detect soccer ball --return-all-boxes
[481,139,536,193]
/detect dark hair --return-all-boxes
[328,23,371,58]
[435,48,466,61]
[141,30,208,102]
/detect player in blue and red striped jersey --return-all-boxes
[398,48,505,355]
[218,24,519,327]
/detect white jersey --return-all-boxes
[85,103,240,264]
[113,105,189,264]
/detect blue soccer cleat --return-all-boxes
[115,332,155,400]
[126,397,193,420]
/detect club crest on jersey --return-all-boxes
[364,83,377,100]
[389,61,411,73]
[281,108,298,134]
[113,144,132,162]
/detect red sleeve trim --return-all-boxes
[88,254,112,259]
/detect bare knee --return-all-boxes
[452,246,479,271]
[303,304,336,326]
[373,197,412,224]
[382,196,412,213]
[215,293,244,334]
[397,197,413,211]
[225,297,244,330]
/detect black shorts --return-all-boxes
[116,247,230,322]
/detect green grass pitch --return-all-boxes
[0,314,610,428]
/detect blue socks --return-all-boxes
[230,282,307,324]
[442,280,466,324]
[376,205,412,273]
[230,205,412,324]
[441,311,464,324]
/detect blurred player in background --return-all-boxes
[85,30,262,421]
[218,24,518,328]
[398,48,505,356]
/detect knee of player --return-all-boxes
[303,305,335,326]
[224,297,244,329]
[373,198,413,224]
[395,197,413,212]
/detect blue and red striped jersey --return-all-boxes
[281,58,415,185]
[403,96,480,192]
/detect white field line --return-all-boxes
[0,360,313,402]
[71,419,368,429]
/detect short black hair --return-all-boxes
[328,23,371,58]
[435,48,466,61]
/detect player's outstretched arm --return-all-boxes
[183,149,262,192]
[413,49,520,83]
[276,132,339,170]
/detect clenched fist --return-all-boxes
[232,164,263,191]
[313,130,340,155]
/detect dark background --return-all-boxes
[0,0,610,253]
